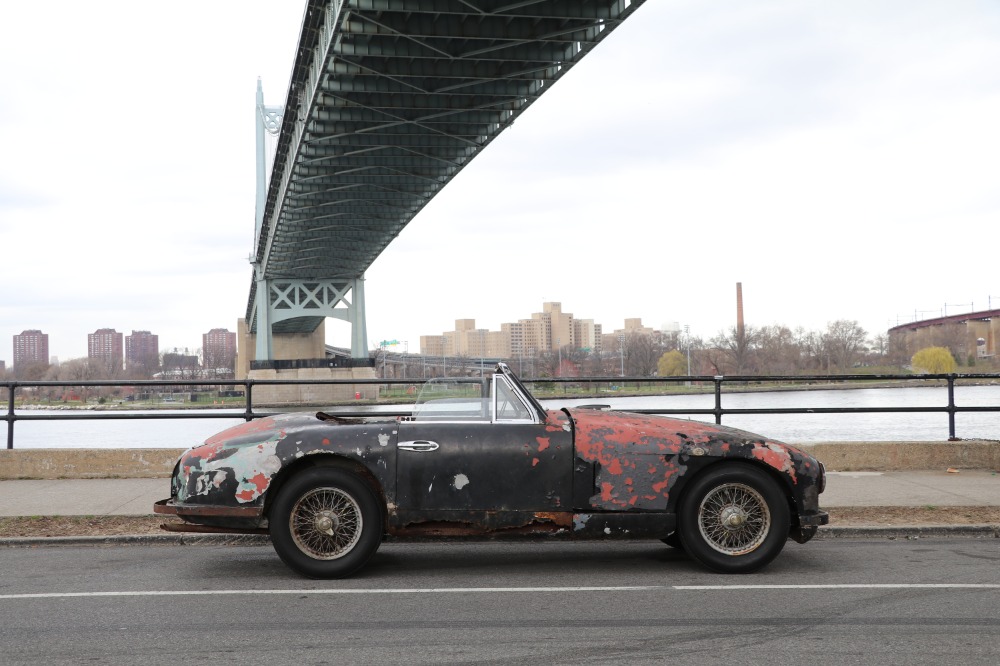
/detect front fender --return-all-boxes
[174,413,398,510]
[568,409,824,515]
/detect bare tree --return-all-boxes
[866,333,889,366]
[625,333,660,376]
[710,325,761,375]
[755,325,801,375]
[823,320,868,371]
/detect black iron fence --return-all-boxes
[3,373,999,449]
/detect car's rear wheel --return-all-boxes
[269,467,382,578]
[677,463,790,573]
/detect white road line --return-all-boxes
[0,586,662,600]
[1,583,998,600]
[675,584,1000,590]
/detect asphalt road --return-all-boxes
[1,539,999,665]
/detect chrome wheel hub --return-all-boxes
[313,511,339,535]
[720,506,747,528]
[289,487,363,560]
[697,482,771,556]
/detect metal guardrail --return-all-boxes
[3,373,999,449]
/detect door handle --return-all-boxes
[398,440,439,452]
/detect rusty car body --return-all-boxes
[155,363,828,578]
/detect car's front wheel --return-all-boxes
[269,467,382,579]
[677,463,790,573]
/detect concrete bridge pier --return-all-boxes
[236,319,377,406]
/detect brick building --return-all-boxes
[203,328,238,374]
[13,329,49,367]
[125,330,159,373]
[88,328,124,371]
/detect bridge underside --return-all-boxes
[248,0,648,358]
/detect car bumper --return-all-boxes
[153,497,263,532]
[790,509,829,544]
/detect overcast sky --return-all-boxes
[2,1,998,363]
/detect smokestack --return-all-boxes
[736,282,745,339]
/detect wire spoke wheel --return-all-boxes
[289,487,363,560]
[271,467,382,579]
[697,482,771,556]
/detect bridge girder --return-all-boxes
[249,0,647,357]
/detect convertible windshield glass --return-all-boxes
[495,378,532,421]
[411,378,489,421]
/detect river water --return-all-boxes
[7,385,999,449]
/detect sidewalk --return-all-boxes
[0,470,997,518]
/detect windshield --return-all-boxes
[411,378,490,421]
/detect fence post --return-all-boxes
[714,376,724,424]
[244,378,254,422]
[947,375,957,441]
[5,383,14,450]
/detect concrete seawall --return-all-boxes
[1,441,998,479]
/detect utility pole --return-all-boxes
[684,324,691,386]
[619,334,625,377]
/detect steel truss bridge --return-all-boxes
[249,0,648,360]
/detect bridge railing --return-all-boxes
[3,373,999,449]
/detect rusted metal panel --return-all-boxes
[389,510,574,538]
[153,498,262,519]
[167,412,398,524]
[393,417,573,514]
[567,408,826,522]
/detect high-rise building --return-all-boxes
[125,330,159,373]
[13,330,49,367]
[574,319,603,353]
[420,303,595,358]
[88,328,124,371]
[203,328,237,371]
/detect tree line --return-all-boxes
[381,319,996,379]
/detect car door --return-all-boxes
[393,375,573,522]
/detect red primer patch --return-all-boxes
[532,458,540,467]
[205,417,277,446]
[600,482,615,502]
[536,437,550,452]
[751,444,797,483]
[249,473,269,493]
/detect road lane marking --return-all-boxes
[675,584,1000,590]
[0,586,662,599]
[1,584,998,600]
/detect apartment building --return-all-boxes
[13,329,49,367]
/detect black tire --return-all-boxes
[661,532,684,550]
[269,467,382,579]
[677,463,790,574]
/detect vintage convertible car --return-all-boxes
[155,363,828,578]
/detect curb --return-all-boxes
[0,534,272,548]
[1,525,998,548]
[814,525,1000,539]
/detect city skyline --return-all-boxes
[2,1,997,366]
[5,326,235,368]
[10,297,1000,368]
